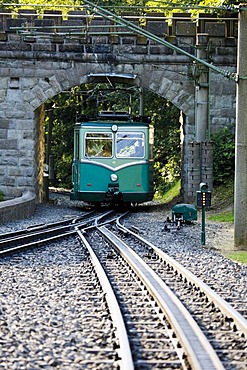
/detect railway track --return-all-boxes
[0,209,246,369]
[0,210,111,255]
[111,216,247,369]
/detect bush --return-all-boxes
[212,128,235,185]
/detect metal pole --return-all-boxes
[82,0,236,81]
[234,6,247,249]
[201,205,206,245]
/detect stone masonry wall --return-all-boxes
[0,10,237,202]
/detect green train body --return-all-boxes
[70,115,154,205]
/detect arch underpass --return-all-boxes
[0,5,237,203]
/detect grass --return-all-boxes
[207,211,234,223]
[159,178,247,264]
[210,178,234,210]
[207,178,234,223]
[208,180,247,264]
[155,178,247,264]
[204,179,247,264]
[226,252,247,265]
[154,180,181,203]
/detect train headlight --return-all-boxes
[112,125,118,132]
[110,174,118,182]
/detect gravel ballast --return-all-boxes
[0,193,246,369]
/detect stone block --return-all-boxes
[18,9,37,23]
[67,10,87,22]
[198,13,217,33]
[85,44,111,53]
[205,22,225,37]
[0,42,31,51]
[137,35,148,45]
[34,19,54,33]
[131,45,147,54]
[120,37,136,45]
[91,36,108,44]
[60,19,85,34]
[59,43,84,52]
[149,45,173,55]
[33,43,56,52]
[176,21,196,36]
[0,32,7,41]
[7,167,21,176]
[44,10,62,26]
[225,37,237,47]
[0,138,17,149]
[5,175,16,186]
[6,18,27,33]
[217,46,237,56]
[0,128,7,139]
[23,36,36,43]
[89,19,111,34]
[50,35,64,44]
[0,119,9,129]
[146,20,167,36]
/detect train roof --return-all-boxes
[75,112,151,125]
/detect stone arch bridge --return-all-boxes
[0,6,237,203]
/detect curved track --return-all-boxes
[0,209,246,369]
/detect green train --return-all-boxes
[70,112,154,206]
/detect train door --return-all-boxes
[72,130,80,193]
[149,125,154,193]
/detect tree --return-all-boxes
[45,85,181,194]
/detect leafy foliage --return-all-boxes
[5,0,231,16]
[45,89,81,188]
[146,93,181,195]
[212,127,235,184]
[44,85,181,194]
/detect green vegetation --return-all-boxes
[212,127,235,185]
[207,177,234,222]
[205,179,247,265]
[6,0,227,12]
[227,252,247,265]
[207,176,234,223]
[45,86,181,193]
[0,192,4,202]
[208,177,234,221]
[154,179,181,203]
[207,211,234,223]
[147,93,181,197]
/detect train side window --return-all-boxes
[116,132,145,158]
[85,132,113,158]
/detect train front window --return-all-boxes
[85,132,113,158]
[116,132,145,158]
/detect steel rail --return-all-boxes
[0,230,76,257]
[98,225,225,370]
[82,211,129,232]
[0,212,94,241]
[0,224,73,248]
[76,228,134,370]
[0,209,104,247]
[0,210,117,257]
[116,217,247,336]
